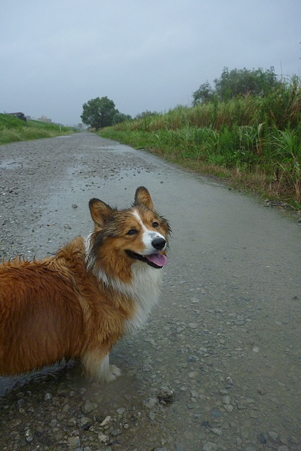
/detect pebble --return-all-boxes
[202,442,218,451]
[143,397,159,409]
[100,416,111,426]
[257,432,267,444]
[157,387,175,404]
[98,433,109,443]
[111,428,122,437]
[268,431,279,442]
[68,436,81,447]
[81,400,94,414]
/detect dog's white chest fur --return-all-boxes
[96,262,163,333]
[123,263,163,333]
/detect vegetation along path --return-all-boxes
[0,132,301,451]
[99,71,301,209]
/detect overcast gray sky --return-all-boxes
[1,0,300,125]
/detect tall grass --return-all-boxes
[100,77,301,207]
[0,114,75,145]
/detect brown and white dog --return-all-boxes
[0,186,170,382]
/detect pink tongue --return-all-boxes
[146,253,167,267]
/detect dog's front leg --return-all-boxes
[81,350,121,382]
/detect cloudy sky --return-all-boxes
[1,0,300,125]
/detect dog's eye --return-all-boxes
[126,229,138,236]
[152,221,159,228]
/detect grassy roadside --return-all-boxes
[99,126,301,210]
[0,114,76,145]
[99,79,301,210]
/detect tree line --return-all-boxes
[192,66,284,105]
[81,67,290,129]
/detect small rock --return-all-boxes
[211,410,222,418]
[111,428,122,437]
[188,355,197,362]
[44,393,52,401]
[222,395,231,404]
[78,417,92,430]
[143,397,159,409]
[100,416,111,426]
[50,419,58,428]
[224,404,234,412]
[258,387,266,395]
[257,432,267,444]
[81,400,94,414]
[188,371,198,379]
[68,436,81,447]
[148,411,156,420]
[98,433,109,443]
[157,386,175,404]
[202,442,218,451]
[268,431,279,442]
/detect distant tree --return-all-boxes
[214,67,282,101]
[135,110,159,120]
[192,81,215,106]
[192,67,283,104]
[81,96,117,130]
[112,112,132,125]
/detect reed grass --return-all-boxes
[100,77,301,208]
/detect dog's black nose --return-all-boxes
[152,237,166,250]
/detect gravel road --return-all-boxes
[0,132,301,451]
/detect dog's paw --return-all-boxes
[105,364,121,382]
[99,365,121,382]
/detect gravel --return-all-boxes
[1,133,301,450]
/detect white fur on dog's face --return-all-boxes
[132,210,167,256]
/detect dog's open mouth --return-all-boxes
[126,250,167,268]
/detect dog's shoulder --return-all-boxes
[47,236,86,274]
[56,236,86,258]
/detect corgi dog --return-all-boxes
[0,186,170,382]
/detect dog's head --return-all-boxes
[86,186,171,284]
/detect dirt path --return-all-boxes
[0,133,301,451]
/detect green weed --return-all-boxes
[0,114,75,145]
[100,76,301,207]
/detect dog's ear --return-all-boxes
[134,186,154,210]
[89,198,113,228]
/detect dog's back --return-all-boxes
[0,238,87,375]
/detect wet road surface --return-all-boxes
[0,132,301,451]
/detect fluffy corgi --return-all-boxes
[0,186,170,382]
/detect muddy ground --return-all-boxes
[0,132,301,451]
